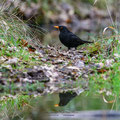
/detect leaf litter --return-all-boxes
[0,38,117,100]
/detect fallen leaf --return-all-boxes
[20,39,28,47]
[28,46,36,52]
[97,68,108,73]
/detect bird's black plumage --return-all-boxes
[54,25,93,50]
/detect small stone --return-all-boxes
[0,56,6,62]
[54,59,63,64]
[75,60,84,69]
[35,51,43,57]
[95,62,104,69]
[114,53,120,58]
[67,66,79,71]
[6,58,18,64]
[105,59,114,68]
[0,39,7,45]
[4,65,12,69]
[41,58,47,62]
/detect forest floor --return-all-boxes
[0,12,120,119]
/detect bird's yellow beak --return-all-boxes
[54,26,59,29]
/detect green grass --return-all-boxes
[0,12,47,94]
[0,12,50,118]
[1,9,120,118]
[86,31,120,109]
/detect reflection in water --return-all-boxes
[26,93,120,120]
[51,92,113,112]
[59,92,77,106]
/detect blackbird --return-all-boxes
[58,92,77,106]
[54,25,93,50]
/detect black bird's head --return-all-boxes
[54,25,69,33]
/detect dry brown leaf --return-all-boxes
[97,68,108,73]
[21,39,28,47]
[66,19,72,23]
[28,46,36,52]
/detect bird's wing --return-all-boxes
[69,32,83,43]
[69,32,93,43]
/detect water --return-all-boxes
[40,93,120,120]
[46,93,112,112]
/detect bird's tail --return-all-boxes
[82,40,93,43]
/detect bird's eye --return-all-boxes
[60,27,63,29]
